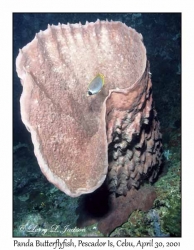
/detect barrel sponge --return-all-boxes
[16,20,162,197]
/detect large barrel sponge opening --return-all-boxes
[16,20,161,197]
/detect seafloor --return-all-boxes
[13,13,181,237]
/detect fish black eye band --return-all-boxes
[87,91,93,96]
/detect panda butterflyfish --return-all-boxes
[87,73,105,96]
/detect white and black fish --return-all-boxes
[87,73,105,96]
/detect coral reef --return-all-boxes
[13,149,79,237]
[109,132,181,237]
[154,149,181,237]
